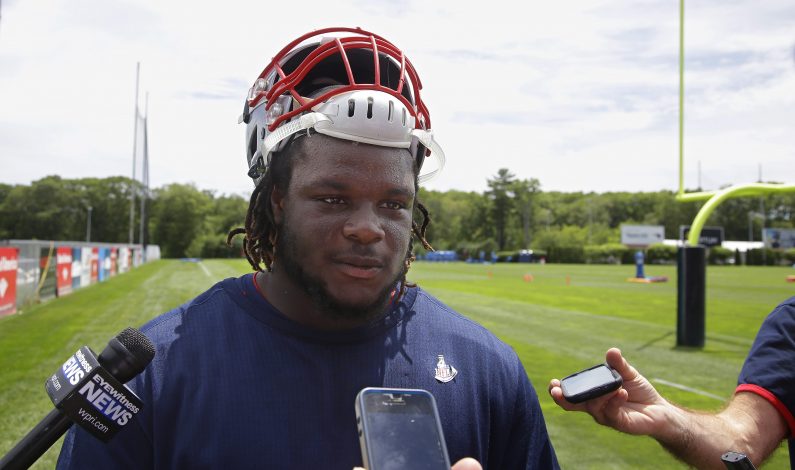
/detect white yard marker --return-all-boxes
[197,261,211,278]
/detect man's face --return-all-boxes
[272,135,416,320]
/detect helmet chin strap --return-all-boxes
[412,129,445,183]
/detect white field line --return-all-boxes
[197,261,212,278]
[652,378,726,401]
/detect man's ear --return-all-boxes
[270,186,285,225]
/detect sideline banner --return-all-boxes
[15,245,39,312]
[119,248,130,274]
[0,247,19,316]
[80,248,91,287]
[71,248,82,290]
[110,248,118,277]
[39,246,57,301]
[99,248,110,281]
[763,228,795,249]
[90,248,99,283]
[56,247,73,296]
[621,225,664,247]
[679,226,724,248]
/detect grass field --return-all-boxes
[1,259,793,468]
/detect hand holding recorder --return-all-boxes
[548,348,673,437]
[548,348,789,469]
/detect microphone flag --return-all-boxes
[45,346,143,442]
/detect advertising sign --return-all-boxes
[72,248,82,290]
[0,247,19,316]
[98,248,109,282]
[110,248,117,277]
[80,248,91,287]
[763,228,795,249]
[15,245,39,311]
[90,248,99,283]
[39,247,57,301]
[56,247,73,296]
[621,225,665,247]
[679,226,724,247]
[119,248,129,274]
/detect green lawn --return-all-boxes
[410,262,794,469]
[0,259,244,468]
[1,260,793,468]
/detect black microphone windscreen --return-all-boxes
[116,327,156,365]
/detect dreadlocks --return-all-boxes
[227,137,433,299]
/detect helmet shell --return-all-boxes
[241,27,443,185]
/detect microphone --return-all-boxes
[0,327,155,470]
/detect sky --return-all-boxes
[1,0,794,198]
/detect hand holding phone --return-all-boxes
[721,451,757,470]
[560,363,623,404]
[355,388,451,470]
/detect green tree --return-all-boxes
[79,176,144,243]
[0,176,84,240]
[187,193,248,258]
[486,168,517,251]
[149,183,212,258]
[0,176,143,243]
[0,183,11,206]
[511,178,540,249]
[418,189,485,251]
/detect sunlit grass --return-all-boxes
[1,260,792,468]
[411,262,793,469]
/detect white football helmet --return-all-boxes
[240,27,445,185]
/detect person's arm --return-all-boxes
[656,392,787,469]
[548,348,788,470]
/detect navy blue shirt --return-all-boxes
[58,274,558,469]
[737,296,795,469]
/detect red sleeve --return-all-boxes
[736,384,795,438]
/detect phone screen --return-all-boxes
[563,365,617,395]
[360,390,449,470]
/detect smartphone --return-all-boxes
[355,387,451,470]
[560,363,623,404]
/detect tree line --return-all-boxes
[1,173,793,260]
[419,169,795,258]
[0,175,247,259]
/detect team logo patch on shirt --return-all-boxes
[434,355,457,383]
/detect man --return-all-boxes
[57,28,558,469]
[549,296,795,469]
